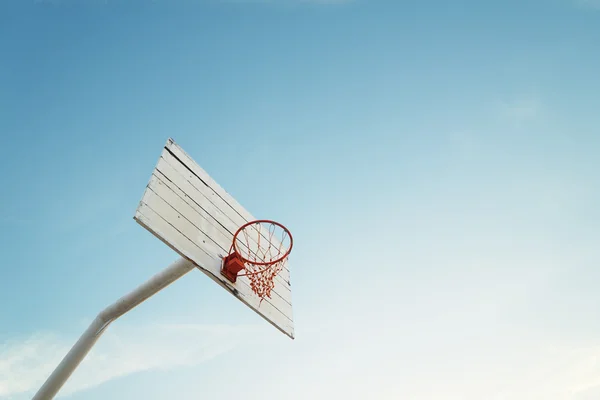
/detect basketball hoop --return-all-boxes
[221,220,293,301]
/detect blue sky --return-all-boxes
[1,0,600,398]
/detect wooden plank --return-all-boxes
[144,176,293,314]
[156,151,292,284]
[134,203,294,338]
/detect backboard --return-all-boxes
[134,138,294,339]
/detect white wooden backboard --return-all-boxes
[134,138,294,339]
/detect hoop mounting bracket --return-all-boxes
[221,252,245,283]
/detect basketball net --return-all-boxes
[230,220,293,301]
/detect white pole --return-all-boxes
[32,258,196,400]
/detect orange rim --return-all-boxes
[231,219,293,267]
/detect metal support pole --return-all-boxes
[32,258,196,400]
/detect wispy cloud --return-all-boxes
[0,332,65,398]
[0,323,261,399]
